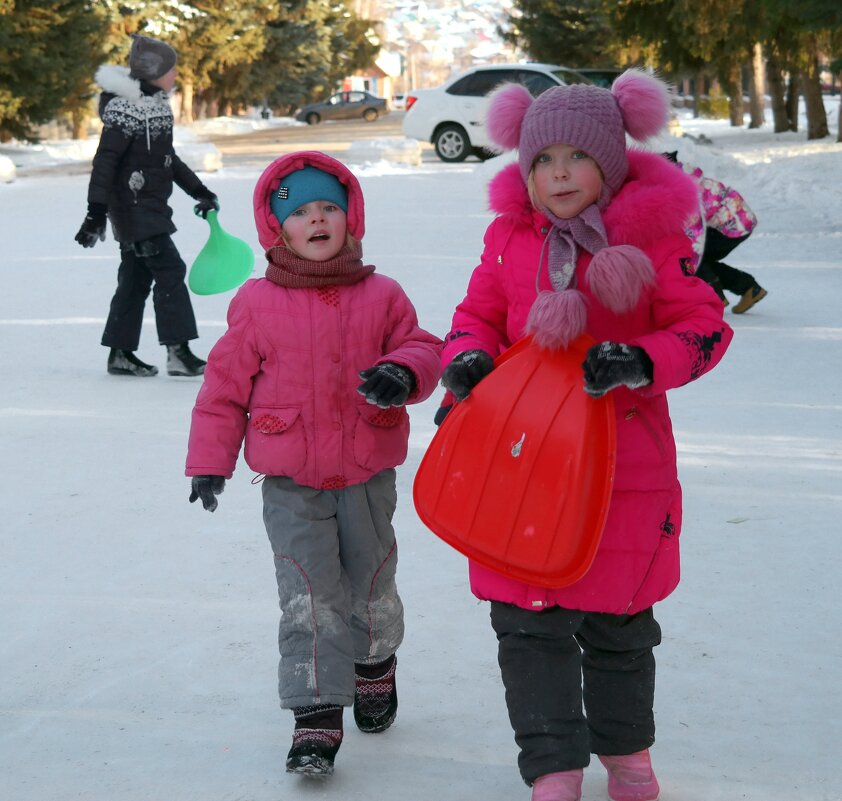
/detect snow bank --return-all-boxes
[346,137,423,166]
[0,154,14,183]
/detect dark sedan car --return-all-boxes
[295,90,388,124]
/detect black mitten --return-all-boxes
[357,363,415,408]
[74,203,107,247]
[192,187,220,219]
[189,475,226,512]
[582,341,653,397]
[441,349,494,401]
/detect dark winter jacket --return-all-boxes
[86,65,207,243]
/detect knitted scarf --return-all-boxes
[541,203,608,292]
[525,200,656,351]
[265,240,375,288]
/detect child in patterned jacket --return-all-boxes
[664,151,767,313]
[185,151,442,776]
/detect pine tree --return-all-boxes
[0,1,106,142]
[243,0,379,114]
[501,0,616,67]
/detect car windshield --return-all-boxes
[551,69,592,85]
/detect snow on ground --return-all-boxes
[1,102,840,801]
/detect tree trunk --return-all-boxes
[838,95,842,143]
[801,42,829,140]
[724,64,743,126]
[180,80,194,124]
[785,75,799,132]
[766,53,789,132]
[693,72,705,118]
[747,42,765,128]
[71,107,89,140]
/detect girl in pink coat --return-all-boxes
[185,151,442,776]
[439,73,733,801]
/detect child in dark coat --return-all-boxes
[75,34,219,377]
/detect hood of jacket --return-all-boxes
[487,149,699,249]
[95,65,167,113]
[252,151,365,251]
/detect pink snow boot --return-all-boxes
[531,769,583,801]
[598,750,660,801]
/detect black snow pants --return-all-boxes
[101,233,198,351]
[696,229,756,297]
[490,602,661,785]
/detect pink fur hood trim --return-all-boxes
[487,149,699,249]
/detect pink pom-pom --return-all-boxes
[486,83,533,151]
[524,289,587,350]
[587,245,656,313]
[612,69,670,141]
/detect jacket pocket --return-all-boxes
[614,401,675,491]
[244,406,307,476]
[625,492,682,613]
[353,403,409,472]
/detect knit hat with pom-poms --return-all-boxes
[485,70,670,350]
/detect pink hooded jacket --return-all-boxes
[186,151,442,489]
[443,150,733,614]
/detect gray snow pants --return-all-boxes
[262,469,404,709]
[490,602,661,785]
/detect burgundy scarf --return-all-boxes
[265,240,375,288]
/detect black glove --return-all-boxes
[193,187,219,219]
[74,204,107,247]
[189,475,226,512]
[357,363,415,408]
[582,341,653,398]
[441,349,494,401]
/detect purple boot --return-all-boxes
[598,750,660,801]
[531,769,583,801]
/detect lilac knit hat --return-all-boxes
[487,69,670,201]
[485,70,672,350]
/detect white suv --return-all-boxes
[402,63,592,162]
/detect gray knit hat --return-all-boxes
[128,34,177,81]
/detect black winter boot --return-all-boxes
[166,342,206,376]
[286,704,343,775]
[353,654,398,733]
[107,348,159,377]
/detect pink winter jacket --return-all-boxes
[442,150,733,615]
[186,151,442,490]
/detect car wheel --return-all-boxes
[305,112,320,125]
[363,108,378,122]
[434,124,470,162]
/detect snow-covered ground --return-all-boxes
[1,102,840,801]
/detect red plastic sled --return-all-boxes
[413,335,616,589]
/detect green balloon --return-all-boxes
[188,210,255,295]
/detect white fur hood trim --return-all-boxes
[95,65,144,101]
